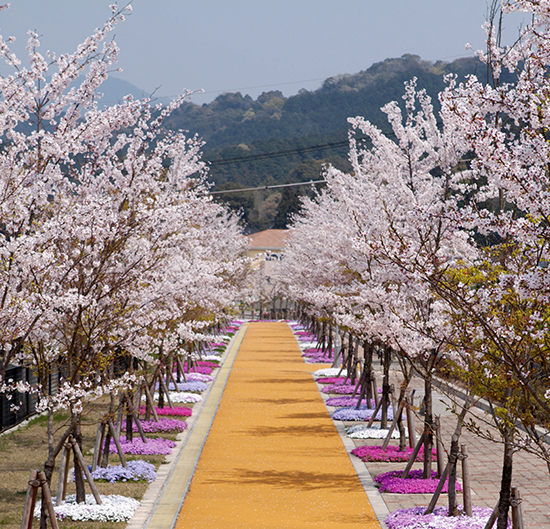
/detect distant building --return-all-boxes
[247,229,289,260]
[246,229,291,318]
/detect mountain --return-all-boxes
[162,54,512,231]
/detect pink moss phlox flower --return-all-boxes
[109,436,176,455]
[181,365,213,375]
[385,506,505,529]
[351,445,436,462]
[332,405,394,421]
[139,405,192,417]
[123,418,187,433]
[374,469,462,494]
[316,377,347,384]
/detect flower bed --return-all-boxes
[139,405,192,417]
[124,418,187,433]
[186,372,214,382]
[313,368,348,378]
[351,445,435,463]
[375,469,461,494]
[385,506,507,529]
[346,424,406,439]
[326,396,373,407]
[109,436,176,455]
[90,460,157,483]
[316,376,347,384]
[332,405,394,421]
[167,392,202,403]
[202,355,222,363]
[182,365,213,375]
[168,381,208,393]
[321,383,356,394]
[34,494,140,522]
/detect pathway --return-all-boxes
[173,322,381,528]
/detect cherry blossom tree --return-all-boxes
[0,5,250,517]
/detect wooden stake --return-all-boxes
[435,416,445,478]
[91,422,104,472]
[510,487,524,529]
[69,438,102,505]
[406,395,417,449]
[401,432,426,479]
[107,420,128,468]
[461,444,472,517]
[365,396,384,429]
[424,462,449,514]
[381,401,404,450]
[158,372,174,409]
[37,471,60,529]
[372,377,379,407]
[126,396,148,443]
[483,501,499,529]
[56,444,70,506]
[20,470,39,529]
[143,382,160,422]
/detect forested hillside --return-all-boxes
[166,54,510,231]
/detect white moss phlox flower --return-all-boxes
[313,368,347,378]
[34,494,139,522]
[167,392,202,403]
[347,424,408,439]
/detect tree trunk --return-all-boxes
[447,437,460,515]
[497,426,514,529]
[381,346,391,429]
[73,421,86,504]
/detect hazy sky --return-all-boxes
[1,1,527,105]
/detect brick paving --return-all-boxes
[319,360,550,528]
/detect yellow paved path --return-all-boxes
[175,322,381,528]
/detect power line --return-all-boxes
[207,139,351,167]
[211,180,327,195]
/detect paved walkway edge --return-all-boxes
[132,324,249,529]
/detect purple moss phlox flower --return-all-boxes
[90,460,157,483]
[168,381,208,393]
[385,506,507,529]
[374,469,462,494]
[351,445,436,463]
[321,383,357,395]
[332,405,394,421]
[109,436,176,455]
[139,406,192,417]
[326,396,373,407]
[123,418,187,433]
